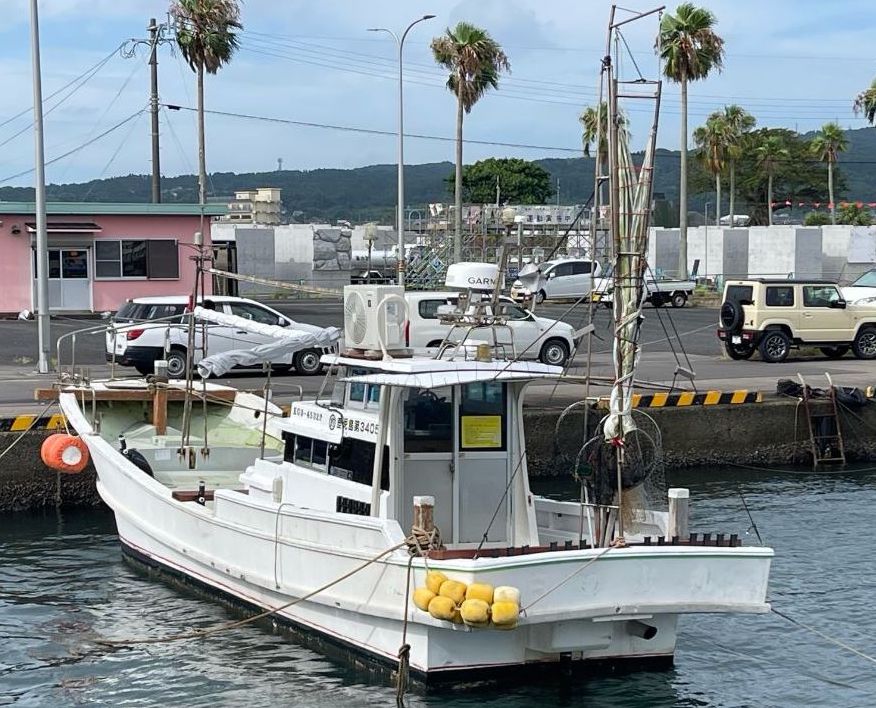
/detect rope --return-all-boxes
[396,555,414,707]
[95,540,408,648]
[521,545,614,613]
[0,402,57,466]
[771,607,876,666]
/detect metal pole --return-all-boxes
[148,17,162,203]
[369,15,434,289]
[704,201,709,280]
[30,0,50,374]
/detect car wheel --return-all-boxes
[165,349,188,378]
[852,327,876,359]
[535,290,546,305]
[819,345,850,359]
[539,339,569,367]
[293,349,323,375]
[725,341,755,360]
[671,292,687,308]
[758,330,791,363]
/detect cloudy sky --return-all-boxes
[2,0,875,190]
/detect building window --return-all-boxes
[95,239,179,279]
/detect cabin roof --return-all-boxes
[323,353,562,387]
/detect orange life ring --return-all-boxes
[40,433,90,473]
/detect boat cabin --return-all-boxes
[248,355,563,549]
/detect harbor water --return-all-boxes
[3,465,876,707]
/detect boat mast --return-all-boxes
[603,5,664,544]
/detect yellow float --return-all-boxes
[438,579,467,606]
[459,598,490,627]
[490,600,520,629]
[427,595,457,621]
[413,587,435,612]
[425,570,448,595]
[465,582,494,604]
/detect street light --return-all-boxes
[368,14,435,289]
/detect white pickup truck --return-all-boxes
[592,272,695,308]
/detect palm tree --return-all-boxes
[171,0,241,206]
[811,122,848,225]
[579,102,626,205]
[693,113,728,224]
[854,78,876,125]
[431,22,510,263]
[755,135,789,226]
[722,104,755,224]
[658,3,724,277]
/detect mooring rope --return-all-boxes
[0,401,57,467]
[95,540,408,648]
[520,545,615,613]
[771,607,876,666]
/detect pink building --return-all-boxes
[0,202,225,314]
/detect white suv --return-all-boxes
[404,291,578,367]
[106,295,332,377]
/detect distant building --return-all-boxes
[221,187,283,225]
[0,202,225,314]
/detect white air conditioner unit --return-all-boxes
[343,285,406,351]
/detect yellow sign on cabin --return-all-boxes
[460,415,502,449]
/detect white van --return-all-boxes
[510,258,603,304]
[404,291,578,367]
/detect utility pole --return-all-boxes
[556,176,560,206]
[495,175,500,206]
[277,157,283,171]
[29,0,50,374]
[148,17,161,203]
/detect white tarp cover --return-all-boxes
[193,306,341,377]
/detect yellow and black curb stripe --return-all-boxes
[598,390,762,409]
[0,414,66,432]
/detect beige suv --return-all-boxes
[717,279,876,363]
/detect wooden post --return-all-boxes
[412,495,435,534]
[668,488,689,540]
[153,387,168,435]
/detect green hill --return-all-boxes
[3,126,875,222]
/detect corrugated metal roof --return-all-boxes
[0,202,227,216]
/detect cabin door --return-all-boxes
[398,386,454,540]
[454,382,510,545]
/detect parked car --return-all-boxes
[350,269,393,285]
[106,295,333,377]
[717,279,876,363]
[841,269,876,304]
[510,258,603,304]
[592,270,695,309]
[404,291,578,367]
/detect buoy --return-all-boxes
[425,570,448,595]
[460,598,490,627]
[494,586,521,605]
[427,595,457,621]
[491,601,520,629]
[466,582,494,605]
[413,587,435,612]
[438,579,467,606]
[40,434,89,474]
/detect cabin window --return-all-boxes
[328,439,389,490]
[404,386,453,453]
[348,368,381,408]
[282,433,328,472]
[459,382,507,451]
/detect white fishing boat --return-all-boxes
[45,7,773,688]
[46,261,772,686]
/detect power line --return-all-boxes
[163,103,583,153]
[161,103,876,164]
[0,44,124,131]
[0,109,146,185]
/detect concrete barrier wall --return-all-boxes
[4,399,876,511]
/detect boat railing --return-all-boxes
[55,311,198,382]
